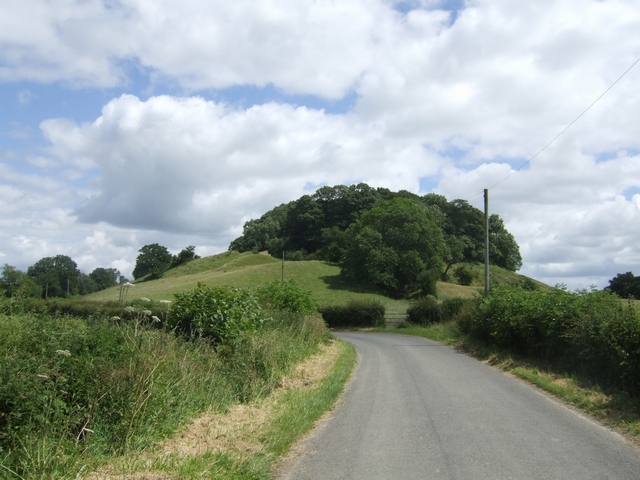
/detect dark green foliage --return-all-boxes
[229,184,522,280]
[27,255,83,298]
[132,243,173,280]
[463,285,640,395]
[257,280,317,314]
[340,198,445,298]
[88,267,120,291]
[421,196,522,271]
[489,215,523,271]
[1,264,41,299]
[606,271,640,299]
[454,265,474,286]
[0,306,329,478]
[407,296,441,324]
[171,245,201,268]
[319,299,385,328]
[407,296,474,325]
[167,283,263,344]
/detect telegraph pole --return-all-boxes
[484,189,490,296]
[282,250,285,283]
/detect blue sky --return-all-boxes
[1,0,640,289]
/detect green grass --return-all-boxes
[92,338,357,479]
[0,309,332,479]
[86,252,411,312]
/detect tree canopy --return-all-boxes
[89,267,121,291]
[339,198,446,298]
[229,183,522,273]
[1,264,41,298]
[27,255,82,298]
[606,272,640,299]
[132,243,173,280]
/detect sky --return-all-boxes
[1,0,640,289]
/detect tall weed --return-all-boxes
[0,306,329,478]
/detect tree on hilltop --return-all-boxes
[132,244,173,280]
[340,198,446,298]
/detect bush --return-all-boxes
[0,304,331,478]
[463,285,640,396]
[167,283,263,344]
[454,265,474,286]
[407,296,474,325]
[319,299,385,328]
[406,296,441,325]
[257,280,317,314]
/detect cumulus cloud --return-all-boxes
[2,0,640,288]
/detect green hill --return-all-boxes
[86,252,543,314]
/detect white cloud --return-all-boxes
[2,0,640,289]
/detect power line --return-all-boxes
[466,54,640,200]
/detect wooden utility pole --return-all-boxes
[282,250,285,283]
[484,189,490,296]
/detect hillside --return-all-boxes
[86,251,543,310]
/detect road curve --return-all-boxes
[277,332,640,479]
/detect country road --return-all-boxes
[277,332,640,479]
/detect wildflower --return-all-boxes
[37,374,49,379]
[123,282,135,288]
[56,349,71,357]
[111,315,121,321]
[140,297,151,302]
[159,300,171,304]
[142,309,152,316]
[124,306,135,313]
[151,315,161,323]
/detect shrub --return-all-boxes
[167,283,263,344]
[319,299,385,328]
[463,285,640,396]
[454,265,474,286]
[407,296,441,325]
[257,280,317,314]
[407,296,474,325]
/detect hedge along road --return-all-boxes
[277,332,640,480]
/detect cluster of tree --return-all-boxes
[229,183,522,298]
[606,272,640,299]
[1,259,122,299]
[1,244,200,299]
[132,244,200,280]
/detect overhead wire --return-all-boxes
[466,54,640,200]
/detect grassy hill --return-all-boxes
[86,252,543,312]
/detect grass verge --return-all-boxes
[377,322,640,443]
[83,338,356,479]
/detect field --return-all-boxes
[85,252,525,313]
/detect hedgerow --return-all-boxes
[462,285,640,395]
[0,282,329,478]
[319,299,385,328]
[257,280,317,314]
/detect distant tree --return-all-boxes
[78,273,99,295]
[340,198,446,298]
[606,272,640,299]
[489,215,523,271]
[27,255,82,298]
[89,267,121,291]
[0,264,41,298]
[132,244,173,280]
[171,246,201,268]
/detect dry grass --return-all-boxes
[85,340,342,479]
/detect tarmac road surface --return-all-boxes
[277,332,640,479]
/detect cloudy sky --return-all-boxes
[1,0,640,289]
